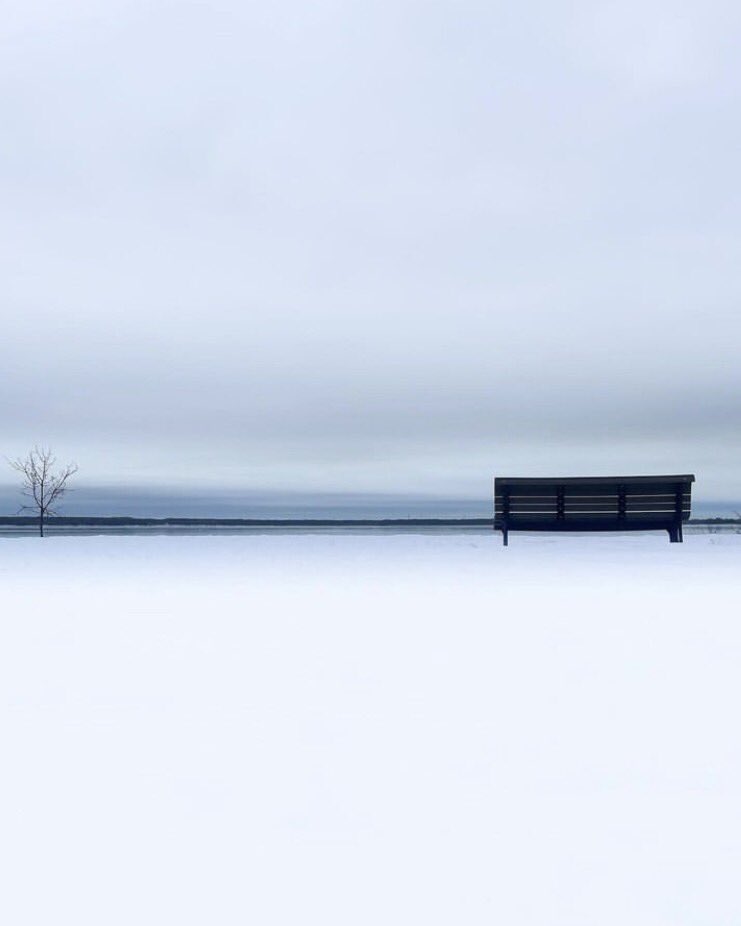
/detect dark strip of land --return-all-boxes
[0,516,492,527]
[0,517,737,527]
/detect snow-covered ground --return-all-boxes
[1,531,740,925]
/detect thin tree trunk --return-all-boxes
[39,511,44,537]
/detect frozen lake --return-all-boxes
[1,532,740,924]
[0,521,736,538]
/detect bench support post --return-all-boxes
[671,484,684,543]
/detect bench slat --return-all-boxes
[496,498,689,508]
[498,520,692,526]
[498,509,691,517]
[497,495,688,503]
[495,475,694,486]
[498,508,689,520]
[495,492,691,499]
[495,483,692,497]
[496,505,690,517]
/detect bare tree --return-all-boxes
[9,447,78,537]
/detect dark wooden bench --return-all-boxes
[494,475,695,546]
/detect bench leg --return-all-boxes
[668,526,681,543]
[502,527,509,547]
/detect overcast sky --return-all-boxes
[2,0,740,508]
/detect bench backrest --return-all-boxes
[494,475,695,528]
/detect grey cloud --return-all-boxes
[2,0,740,502]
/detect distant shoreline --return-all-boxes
[0,516,738,528]
[0,516,493,527]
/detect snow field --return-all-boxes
[1,532,740,925]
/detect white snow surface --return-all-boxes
[1,531,740,925]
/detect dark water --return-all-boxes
[1,485,736,521]
[0,486,492,520]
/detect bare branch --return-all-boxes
[7,447,78,536]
